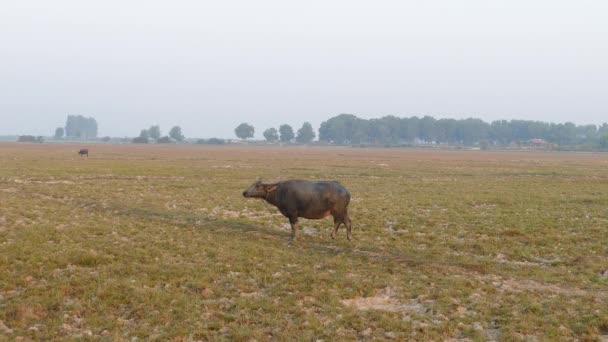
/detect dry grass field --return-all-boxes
[1,143,607,341]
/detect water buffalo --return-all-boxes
[243,179,352,241]
[78,149,89,157]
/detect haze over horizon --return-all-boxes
[1,1,606,139]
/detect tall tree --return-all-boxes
[279,124,294,142]
[600,134,608,149]
[296,122,316,144]
[368,118,390,144]
[148,125,161,141]
[419,116,437,143]
[263,127,279,142]
[54,127,64,139]
[318,114,361,144]
[169,126,185,142]
[139,129,149,140]
[234,123,255,140]
[65,115,98,139]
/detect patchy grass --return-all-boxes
[1,143,607,340]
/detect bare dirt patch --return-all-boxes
[341,287,427,314]
[479,274,606,298]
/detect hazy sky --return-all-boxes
[1,0,607,138]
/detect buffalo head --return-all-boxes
[242,179,279,198]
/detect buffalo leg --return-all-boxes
[331,216,342,239]
[289,217,299,241]
[345,214,352,241]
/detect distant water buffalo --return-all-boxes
[243,179,352,241]
[78,149,89,157]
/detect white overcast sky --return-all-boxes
[1,0,607,138]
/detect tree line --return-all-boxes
[132,125,185,144]
[18,113,608,149]
[317,114,608,148]
[235,122,316,143]
[49,116,186,144]
[234,114,608,148]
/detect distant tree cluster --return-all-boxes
[279,124,294,142]
[263,128,279,142]
[148,125,161,140]
[318,114,608,147]
[132,125,184,144]
[196,138,226,145]
[54,127,64,139]
[234,123,255,140]
[169,126,184,142]
[296,122,316,143]
[65,115,98,139]
[601,135,608,149]
[235,122,316,144]
[17,135,44,143]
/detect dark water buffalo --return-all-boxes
[243,179,352,241]
[78,149,89,157]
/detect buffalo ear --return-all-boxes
[265,185,277,192]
